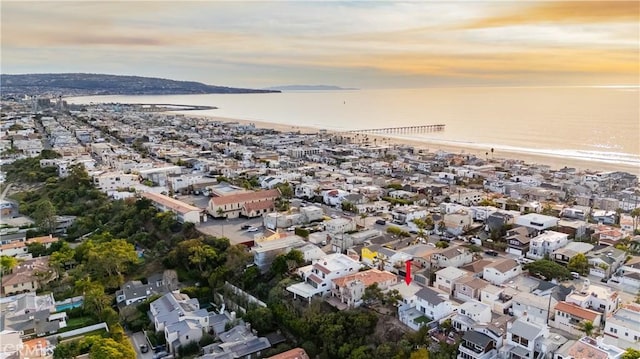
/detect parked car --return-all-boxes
[241,224,251,230]
[247,227,259,232]
[140,344,149,353]
[571,272,581,279]
[485,250,498,256]
[375,219,386,225]
[152,351,169,359]
[286,226,296,231]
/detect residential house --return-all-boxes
[457,330,498,359]
[252,236,307,273]
[483,259,522,285]
[149,291,208,333]
[506,227,532,256]
[287,254,362,302]
[552,301,602,337]
[361,245,396,268]
[265,348,310,359]
[142,191,203,224]
[443,209,474,236]
[511,292,556,326]
[515,213,559,234]
[554,337,624,359]
[166,319,203,355]
[399,287,453,330]
[199,323,271,359]
[565,282,620,318]
[501,318,549,359]
[603,304,640,350]
[322,189,349,206]
[591,224,625,247]
[609,257,640,292]
[1,257,56,296]
[392,205,428,226]
[93,171,139,191]
[434,266,470,295]
[552,242,594,266]
[454,277,490,302]
[527,231,569,260]
[330,269,397,309]
[115,273,169,306]
[207,189,280,219]
[452,300,492,332]
[1,293,66,339]
[587,247,626,279]
[480,284,518,315]
[431,246,474,269]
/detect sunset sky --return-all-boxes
[2,1,638,89]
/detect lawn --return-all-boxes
[59,316,99,332]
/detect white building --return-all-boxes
[483,259,522,285]
[141,192,203,224]
[330,269,397,309]
[434,266,470,295]
[252,236,307,272]
[93,171,139,191]
[527,231,569,260]
[515,213,559,233]
[399,287,454,330]
[287,254,362,302]
[603,304,640,350]
[511,291,556,326]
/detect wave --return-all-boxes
[387,135,640,166]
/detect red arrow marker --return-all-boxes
[405,260,412,285]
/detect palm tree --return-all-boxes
[581,320,595,337]
[491,147,494,159]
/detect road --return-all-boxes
[128,331,153,359]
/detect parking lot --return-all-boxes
[197,216,265,245]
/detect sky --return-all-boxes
[1,1,639,89]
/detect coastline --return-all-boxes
[177,112,640,175]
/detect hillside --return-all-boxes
[0,73,280,97]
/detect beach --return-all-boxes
[180,113,640,175]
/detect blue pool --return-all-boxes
[55,300,83,312]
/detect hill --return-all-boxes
[264,84,358,91]
[0,73,280,97]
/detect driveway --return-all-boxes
[128,331,153,359]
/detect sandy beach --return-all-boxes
[179,112,639,176]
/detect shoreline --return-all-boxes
[177,112,640,175]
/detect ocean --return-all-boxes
[67,86,639,172]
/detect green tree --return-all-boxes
[88,337,136,359]
[568,253,590,276]
[524,259,572,281]
[32,199,57,234]
[437,221,447,234]
[50,243,75,278]
[0,255,18,275]
[362,283,384,305]
[621,348,640,359]
[436,241,450,249]
[410,348,430,359]
[275,183,293,199]
[27,242,47,257]
[189,245,217,272]
[580,320,595,337]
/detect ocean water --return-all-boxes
[68,86,639,170]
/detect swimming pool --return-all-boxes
[55,300,83,312]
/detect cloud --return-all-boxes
[463,1,639,29]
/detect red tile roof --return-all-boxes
[210,189,280,206]
[555,301,600,321]
[265,348,310,359]
[243,200,275,212]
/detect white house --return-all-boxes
[392,205,428,225]
[511,291,556,326]
[452,300,492,332]
[287,254,362,302]
[483,259,522,285]
[399,287,453,330]
[93,171,139,191]
[527,231,569,260]
[431,246,474,269]
[457,330,499,359]
[330,269,397,309]
[322,189,349,206]
[141,192,203,224]
[603,304,640,350]
[515,213,559,233]
[501,318,549,359]
[552,301,602,337]
[149,291,208,333]
[434,266,470,295]
[565,282,620,317]
[165,319,203,355]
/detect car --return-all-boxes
[331,214,339,219]
[286,226,295,231]
[240,224,251,230]
[571,272,581,279]
[140,344,149,353]
[375,219,386,225]
[247,227,259,232]
[152,351,169,359]
[485,250,498,256]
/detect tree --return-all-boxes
[274,182,293,199]
[631,208,640,233]
[27,242,47,257]
[580,320,595,337]
[0,255,18,275]
[568,253,589,276]
[437,221,446,235]
[524,259,572,281]
[88,337,136,359]
[32,199,57,234]
[436,241,449,249]
[189,245,217,272]
[410,348,430,359]
[621,348,640,359]
[362,283,384,305]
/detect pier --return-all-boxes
[346,124,445,135]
